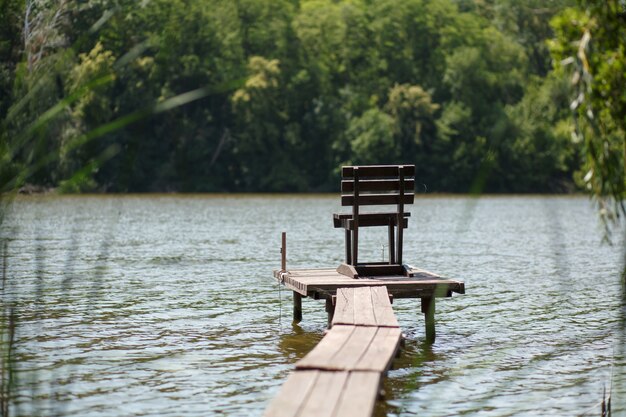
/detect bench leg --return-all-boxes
[421,297,436,343]
[293,292,303,324]
[345,229,352,264]
[388,222,395,264]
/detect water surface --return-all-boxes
[1,195,624,416]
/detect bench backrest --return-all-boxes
[341,165,415,209]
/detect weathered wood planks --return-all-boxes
[263,370,381,417]
[273,267,465,299]
[333,287,399,327]
[297,287,401,373]
[296,325,402,373]
[265,286,402,417]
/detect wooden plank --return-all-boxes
[287,269,338,276]
[345,217,407,230]
[333,213,411,220]
[265,370,381,417]
[341,179,415,192]
[336,263,358,279]
[351,287,376,326]
[263,370,319,417]
[333,372,380,417]
[342,165,416,178]
[333,211,411,228]
[298,371,349,417]
[287,268,335,274]
[297,326,382,372]
[370,286,399,327]
[327,326,377,370]
[341,193,414,207]
[296,326,354,370]
[332,287,355,326]
[354,327,402,372]
[295,327,401,373]
[281,276,308,296]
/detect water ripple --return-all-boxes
[1,195,624,416]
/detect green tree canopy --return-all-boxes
[0,0,598,195]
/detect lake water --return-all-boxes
[1,195,624,416]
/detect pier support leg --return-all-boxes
[421,297,436,343]
[325,297,335,328]
[293,292,303,324]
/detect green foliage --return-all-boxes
[1,0,604,195]
[502,75,576,191]
[347,108,397,164]
[549,1,626,224]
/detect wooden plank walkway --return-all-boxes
[333,286,399,327]
[264,370,381,417]
[264,286,401,417]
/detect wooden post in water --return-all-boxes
[421,296,436,343]
[282,232,303,324]
[293,293,302,324]
[1,240,7,290]
[325,297,335,328]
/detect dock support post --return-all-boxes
[325,297,335,328]
[421,297,436,343]
[293,292,303,324]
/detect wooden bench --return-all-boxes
[334,165,415,278]
[264,286,402,417]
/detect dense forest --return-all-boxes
[0,0,624,194]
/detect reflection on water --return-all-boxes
[278,325,324,362]
[0,195,624,416]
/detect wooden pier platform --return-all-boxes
[264,286,402,417]
[274,266,465,300]
[265,267,464,416]
[274,266,464,337]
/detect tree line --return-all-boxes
[0,0,622,194]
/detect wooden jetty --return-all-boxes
[265,165,465,417]
[274,266,464,338]
[264,286,402,417]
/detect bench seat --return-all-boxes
[332,212,410,229]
